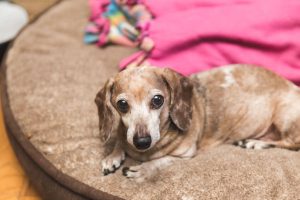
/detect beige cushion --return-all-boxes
[5,0,300,199]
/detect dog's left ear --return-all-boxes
[95,78,120,143]
[160,68,194,132]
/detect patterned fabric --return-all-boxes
[84,0,152,47]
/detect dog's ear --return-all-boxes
[160,68,194,132]
[95,78,120,143]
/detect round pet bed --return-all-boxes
[2,0,300,199]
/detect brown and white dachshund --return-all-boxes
[95,64,300,182]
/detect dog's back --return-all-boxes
[191,64,300,150]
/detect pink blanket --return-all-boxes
[89,0,300,84]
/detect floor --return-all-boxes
[0,1,56,200]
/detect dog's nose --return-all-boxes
[133,135,152,150]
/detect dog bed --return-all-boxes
[2,0,300,199]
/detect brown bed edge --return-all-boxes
[0,1,123,199]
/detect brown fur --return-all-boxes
[96,64,300,181]
[95,78,120,143]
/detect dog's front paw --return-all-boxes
[122,164,154,182]
[234,139,275,150]
[102,151,125,175]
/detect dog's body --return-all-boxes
[96,64,300,182]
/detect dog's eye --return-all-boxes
[117,99,129,113]
[151,95,164,109]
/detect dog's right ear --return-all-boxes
[95,78,120,143]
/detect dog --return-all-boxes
[95,64,300,182]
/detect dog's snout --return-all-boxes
[133,134,152,150]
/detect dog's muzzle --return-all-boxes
[133,134,152,150]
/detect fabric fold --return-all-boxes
[86,0,300,84]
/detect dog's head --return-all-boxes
[95,66,194,151]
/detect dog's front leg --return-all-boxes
[122,156,179,182]
[102,141,125,175]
